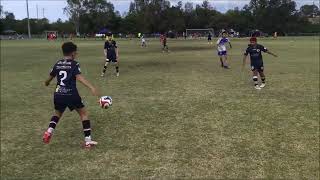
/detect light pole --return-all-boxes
[26,0,31,38]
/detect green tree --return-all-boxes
[300,4,319,17]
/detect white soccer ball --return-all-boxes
[99,96,112,109]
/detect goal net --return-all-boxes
[185,28,214,39]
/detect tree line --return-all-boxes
[1,0,319,36]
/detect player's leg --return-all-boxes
[219,56,223,67]
[43,98,66,144]
[218,52,224,67]
[259,68,266,88]
[76,107,98,148]
[223,54,229,69]
[252,69,261,90]
[114,61,120,77]
[101,59,110,77]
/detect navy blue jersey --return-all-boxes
[50,59,81,96]
[244,44,268,65]
[104,40,117,59]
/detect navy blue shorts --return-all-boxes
[54,94,84,112]
[251,64,264,72]
[106,56,117,63]
[218,51,227,56]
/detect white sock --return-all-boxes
[47,127,54,133]
[85,136,92,142]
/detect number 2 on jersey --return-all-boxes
[59,71,67,86]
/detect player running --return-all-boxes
[216,31,232,69]
[43,42,99,148]
[207,33,212,44]
[160,34,169,53]
[141,35,147,47]
[242,37,278,90]
[101,32,119,77]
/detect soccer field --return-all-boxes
[1,37,319,179]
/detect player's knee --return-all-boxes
[253,76,258,81]
[54,110,63,118]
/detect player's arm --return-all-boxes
[116,47,119,61]
[45,66,56,86]
[104,41,108,60]
[44,75,54,86]
[76,74,100,96]
[266,50,278,57]
[242,49,249,68]
[242,55,248,68]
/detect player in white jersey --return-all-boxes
[141,35,146,47]
[216,31,232,69]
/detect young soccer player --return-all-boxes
[141,35,146,47]
[207,33,212,44]
[160,34,169,53]
[242,37,278,90]
[101,32,119,77]
[216,31,232,69]
[43,42,99,148]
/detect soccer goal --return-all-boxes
[185,28,215,39]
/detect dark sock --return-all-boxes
[82,120,91,137]
[102,66,107,73]
[253,76,259,86]
[220,59,223,67]
[261,77,266,83]
[48,116,60,129]
[116,66,119,73]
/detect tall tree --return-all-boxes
[63,0,86,34]
[300,4,319,17]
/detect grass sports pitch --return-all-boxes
[1,37,319,179]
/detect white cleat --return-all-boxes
[83,140,98,148]
[116,72,119,77]
[260,83,266,88]
[254,85,262,90]
[100,73,105,77]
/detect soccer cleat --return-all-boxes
[223,66,230,69]
[254,85,262,90]
[116,72,119,77]
[100,73,105,77]
[260,83,266,88]
[42,131,52,144]
[83,140,98,148]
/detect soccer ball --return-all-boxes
[99,96,112,109]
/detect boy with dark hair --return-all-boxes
[207,33,212,44]
[160,34,169,53]
[216,31,232,69]
[101,32,119,77]
[243,37,278,90]
[43,42,99,148]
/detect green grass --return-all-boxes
[1,37,319,179]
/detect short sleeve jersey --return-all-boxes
[216,37,229,52]
[104,40,117,59]
[244,44,268,65]
[50,59,81,96]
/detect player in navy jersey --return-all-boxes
[43,42,100,148]
[207,33,212,44]
[160,34,169,53]
[243,37,278,90]
[101,32,119,77]
[216,31,232,69]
